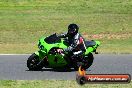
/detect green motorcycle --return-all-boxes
[27,33,100,71]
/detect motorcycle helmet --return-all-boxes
[68,23,79,37]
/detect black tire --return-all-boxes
[83,53,94,70]
[73,62,83,71]
[74,53,94,71]
[27,53,43,71]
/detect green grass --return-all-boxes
[0,1,132,88]
[0,80,131,88]
[0,0,132,53]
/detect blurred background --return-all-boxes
[0,0,132,53]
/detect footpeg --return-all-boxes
[95,52,98,54]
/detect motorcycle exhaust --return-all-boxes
[94,49,99,54]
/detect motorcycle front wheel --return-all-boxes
[27,53,43,71]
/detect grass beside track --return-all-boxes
[0,0,132,54]
[0,80,131,88]
[0,1,132,88]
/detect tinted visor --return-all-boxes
[68,29,76,37]
[68,28,76,35]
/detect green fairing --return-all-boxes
[38,37,67,52]
[34,34,100,68]
[35,37,68,67]
[85,41,100,55]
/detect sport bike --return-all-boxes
[27,33,100,71]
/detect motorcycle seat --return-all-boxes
[85,41,96,47]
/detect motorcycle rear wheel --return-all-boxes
[83,53,94,69]
[74,53,94,71]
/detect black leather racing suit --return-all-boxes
[58,33,86,56]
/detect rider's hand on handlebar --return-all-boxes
[57,49,63,54]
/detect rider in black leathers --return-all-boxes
[58,24,86,57]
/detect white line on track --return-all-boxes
[0,54,31,55]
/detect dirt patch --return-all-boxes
[83,33,132,39]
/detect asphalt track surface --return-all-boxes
[0,54,132,80]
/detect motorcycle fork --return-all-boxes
[37,56,49,67]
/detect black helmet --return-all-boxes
[68,24,79,37]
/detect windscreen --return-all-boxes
[44,33,61,44]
